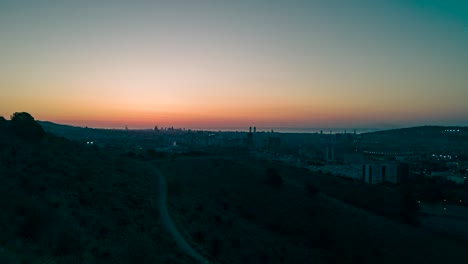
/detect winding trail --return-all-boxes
[151,168,211,264]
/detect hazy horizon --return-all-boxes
[36,118,468,135]
[1,1,467,128]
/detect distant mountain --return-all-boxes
[38,121,128,140]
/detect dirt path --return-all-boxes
[151,168,210,264]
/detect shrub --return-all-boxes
[237,206,256,221]
[53,227,84,256]
[116,232,158,264]
[317,226,335,249]
[167,179,183,196]
[400,187,420,225]
[305,183,319,196]
[191,230,206,244]
[0,248,21,264]
[209,238,223,259]
[15,199,53,242]
[266,168,283,188]
[0,116,7,128]
[125,151,136,158]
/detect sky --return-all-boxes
[1,0,467,129]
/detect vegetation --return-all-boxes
[0,113,191,263]
[1,113,467,263]
[9,112,45,142]
[305,182,319,196]
[398,186,420,225]
[155,157,468,264]
[0,116,7,127]
[265,168,283,188]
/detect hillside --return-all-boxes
[358,126,468,154]
[0,118,193,263]
[361,126,467,136]
[153,156,468,263]
[37,121,128,142]
[1,116,468,263]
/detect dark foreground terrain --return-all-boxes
[1,114,467,263]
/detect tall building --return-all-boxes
[362,161,408,184]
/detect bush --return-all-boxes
[305,183,319,196]
[400,187,420,225]
[115,232,159,264]
[310,226,335,250]
[146,149,167,159]
[167,179,183,196]
[266,168,283,188]
[125,151,136,158]
[53,226,84,256]
[0,248,21,264]
[209,238,223,259]
[0,116,7,128]
[14,199,53,242]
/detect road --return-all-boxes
[151,168,211,264]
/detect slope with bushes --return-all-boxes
[0,114,194,263]
[154,156,468,264]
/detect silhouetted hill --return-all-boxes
[362,126,467,137]
[0,119,192,263]
[38,121,107,140]
[3,117,468,263]
[358,126,468,154]
[38,121,85,132]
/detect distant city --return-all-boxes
[188,127,382,134]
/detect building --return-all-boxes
[362,161,408,184]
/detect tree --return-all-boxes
[0,116,7,129]
[9,112,45,142]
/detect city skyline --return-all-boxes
[1,1,467,129]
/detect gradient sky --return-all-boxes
[1,0,467,129]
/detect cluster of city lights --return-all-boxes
[443,129,460,133]
[363,151,413,155]
[432,154,452,160]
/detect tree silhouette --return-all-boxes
[9,112,45,142]
[0,116,7,128]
